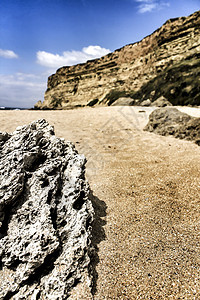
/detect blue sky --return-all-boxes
[0,0,200,108]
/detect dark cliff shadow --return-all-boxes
[89,189,107,295]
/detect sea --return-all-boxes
[0,107,28,110]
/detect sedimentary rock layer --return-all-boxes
[36,10,200,109]
[0,119,94,299]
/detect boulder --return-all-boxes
[140,99,151,107]
[151,96,172,107]
[111,97,135,106]
[144,107,200,145]
[0,119,94,299]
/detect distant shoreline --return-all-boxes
[0,107,28,111]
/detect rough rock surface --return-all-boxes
[0,119,94,299]
[144,107,200,145]
[111,97,135,106]
[151,96,173,107]
[140,99,151,107]
[33,100,43,110]
[35,11,200,109]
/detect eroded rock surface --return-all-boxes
[0,119,94,299]
[144,107,200,145]
[151,96,173,107]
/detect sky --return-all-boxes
[0,0,200,108]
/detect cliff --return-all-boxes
[36,10,200,109]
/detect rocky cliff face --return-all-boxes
[36,10,200,109]
[0,120,94,299]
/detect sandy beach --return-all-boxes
[0,106,200,299]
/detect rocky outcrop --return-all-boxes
[111,97,135,106]
[144,107,200,145]
[35,10,200,109]
[140,99,151,107]
[0,119,94,299]
[151,96,173,107]
[33,100,43,110]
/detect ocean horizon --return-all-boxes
[0,106,29,110]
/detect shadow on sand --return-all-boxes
[89,189,107,295]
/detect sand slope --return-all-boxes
[0,106,200,299]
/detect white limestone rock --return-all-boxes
[0,119,94,299]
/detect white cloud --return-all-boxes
[139,3,157,12]
[135,0,170,13]
[0,49,18,59]
[36,45,111,68]
[0,73,47,108]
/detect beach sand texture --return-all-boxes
[0,106,200,299]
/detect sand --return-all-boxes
[0,106,200,299]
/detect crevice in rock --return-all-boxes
[47,190,53,204]
[50,206,58,230]
[86,215,93,230]
[0,204,12,239]
[10,179,30,214]
[3,246,62,300]
[24,245,62,286]
[55,186,62,198]
[73,277,81,287]
[3,290,17,300]
[54,173,63,199]
[25,153,46,172]
[46,167,58,176]
[41,178,49,188]
[0,133,11,154]
[36,290,41,300]
[48,174,63,230]
[73,191,85,210]
[8,258,23,271]
[0,180,26,239]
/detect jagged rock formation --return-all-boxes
[0,119,94,299]
[35,10,200,109]
[144,107,200,145]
